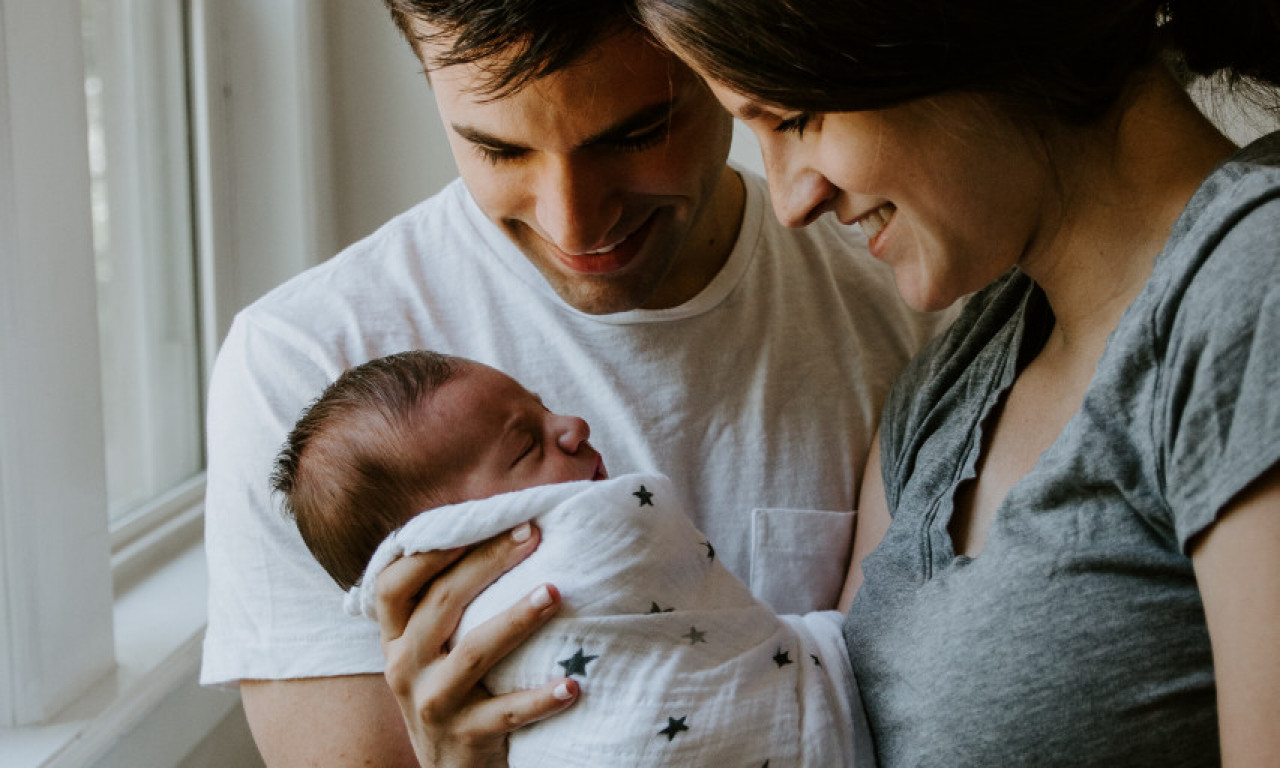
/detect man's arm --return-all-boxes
[1192,462,1280,766]
[240,527,575,768]
[242,675,418,767]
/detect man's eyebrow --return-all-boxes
[579,100,675,146]
[449,99,676,152]
[451,124,526,152]
[736,101,767,122]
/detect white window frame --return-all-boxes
[1,0,333,764]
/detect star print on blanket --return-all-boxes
[345,473,863,767]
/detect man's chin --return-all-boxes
[552,282,655,315]
[531,252,668,314]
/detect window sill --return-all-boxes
[0,518,241,768]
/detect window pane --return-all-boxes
[82,0,204,523]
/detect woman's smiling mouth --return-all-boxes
[856,203,896,241]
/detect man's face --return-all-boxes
[416,23,740,314]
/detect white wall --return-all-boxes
[1191,76,1280,145]
[321,0,457,250]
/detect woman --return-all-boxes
[376,1,1279,764]
[629,0,1280,765]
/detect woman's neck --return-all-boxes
[1021,64,1238,360]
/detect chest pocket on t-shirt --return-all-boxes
[748,507,855,615]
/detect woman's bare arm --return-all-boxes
[839,433,892,612]
[1192,462,1280,767]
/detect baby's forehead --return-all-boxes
[413,362,535,436]
[457,361,542,403]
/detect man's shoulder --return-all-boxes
[241,179,490,323]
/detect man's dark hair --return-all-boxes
[273,350,460,591]
[383,0,642,98]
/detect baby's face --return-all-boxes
[416,362,608,504]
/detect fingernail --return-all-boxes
[511,523,533,543]
[530,584,553,609]
[553,682,574,701]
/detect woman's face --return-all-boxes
[705,79,1052,311]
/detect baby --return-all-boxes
[274,350,869,767]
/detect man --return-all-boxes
[200,1,945,765]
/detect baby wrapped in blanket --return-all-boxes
[274,351,870,767]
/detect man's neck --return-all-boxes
[642,166,746,309]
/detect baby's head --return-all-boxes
[273,350,607,590]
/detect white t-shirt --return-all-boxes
[200,170,947,685]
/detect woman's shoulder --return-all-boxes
[1149,131,1280,330]
[1172,130,1280,245]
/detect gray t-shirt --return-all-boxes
[845,131,1280,767]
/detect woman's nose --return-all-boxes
[770,168,837,228]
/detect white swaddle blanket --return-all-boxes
[346,473,869,767]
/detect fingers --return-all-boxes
[398,677,580,767]
[375,546,467,644]
[423,583,564,705]
[376,522,539,646]
[406,587,578,746]
[378,522,553,710]
[460,677,580,736]
[374,521,580,759]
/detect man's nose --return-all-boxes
[533,158,623,253]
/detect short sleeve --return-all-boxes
[201,311,386,686]
[1162,198,1280,551]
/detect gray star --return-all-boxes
[557,647,598,677]
[682,626,707,644]
[658,716,689,741]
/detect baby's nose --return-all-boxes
[554,414,591,453]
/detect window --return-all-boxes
[82,0,205,531]
[1,0,332,757]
